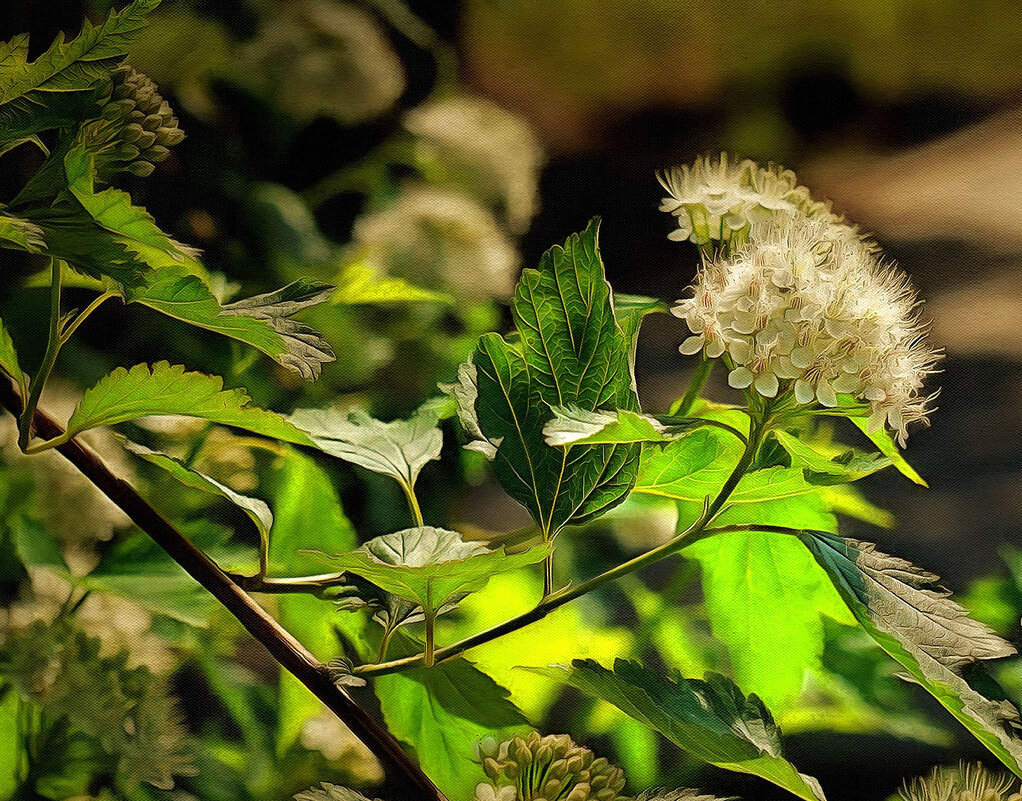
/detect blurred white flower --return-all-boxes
[672,212,940,445]
[900,762,1021,801]
[406,94,544,233]
[475,785,517,801]
[354,185,520,300]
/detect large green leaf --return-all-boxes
[126,267,336,380]
[0,1,159,141]
[798,529,1022,776]
[632,428,742,503]
[289,404,442,496]
[66,361,314,444]
[533,659,826,801]
[268,448,359,754]
[684,494,855,704]
[464,219,641,536]
[375,658,527,800]
[318,527,549,615]
[122,439,272,563]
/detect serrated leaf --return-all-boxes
[773,429,892,482]
[126,267,336,380]
[0,1,159,140]
[833,397,927,486]
[543,405,739,447]
[0,314,25,396]
[0,208,45,252]
[798,529,1022,776]
[121,439,272,555]
[532,659,827,801]
[66,361,314,444]
[317,526,549,614]
[375,657,527,800]
[331,259,452,305]
[62,145,200,284]
[465,219,641,536]
[289,404,443,495]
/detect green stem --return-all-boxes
[356,409,771,678]
[18,259,63,452]
[670,357,713,417]
[58,290,115,345]
[423,583,436,667]
[405,482,425,527]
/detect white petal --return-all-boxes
[790,347,813,369]
[679,335,705,355]
[832,372,861,393]
[794,378,815,405]
[729,338,753,364]
[816,380,838,407]
[667,228,690,242]
[728,367,754,389]
[706,339,726,358]
[754,371,779,397]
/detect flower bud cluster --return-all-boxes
[899,762,1022,801]
[83,65,184,180]
[475,732,627,801]
[665,156,940,445]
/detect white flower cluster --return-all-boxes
[659,154,851,251]
[665,156,940,445]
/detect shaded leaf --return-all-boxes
[121,439,272,559]
[11,513,69,574]
[465,219,640,536]
[532,659,826,800]
[0,314,25,395]
[289,404,442,494]
[66,361,314,444]
[318,526,549,614]
[0,207,45,252]
[0,1,158,140]
[126,267,335,380]
[798,529,1022,776]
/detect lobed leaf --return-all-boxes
[317,526,550,613]
[289,403,443,493]
[67,361,314,444]
[464,219,642,535]
[533,659,827,800]
[127,267,336,380]
[0,1,159,141]
[798,529,1022,776]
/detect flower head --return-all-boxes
[666,158,940,445]
[900,762,1022,801]
[477,731,627,801]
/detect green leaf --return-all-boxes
[289,404,443,495]
[66,361,314,444]
[126,267,336,380]
[62,145,201,284]
[632,427,742,502]
[464,219,641,535]
[532,659,827,801]
[0,314,25,396]
[685,498,854,704]
[798,529,1022,776]
[773,429,892,482]
[543,405,743,447]
[11,513,69,574]
[613,292,669,390]
[318,526,549,614]
[834,396,927,486]
[268,448,359,755]
[0,207,45,252]
[375,658,527,800]
[121,439,272,558]
[0,1,159,140]
[331,259,453,305]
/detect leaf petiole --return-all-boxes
[18,259,64,452]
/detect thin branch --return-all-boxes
[0,373,446,801]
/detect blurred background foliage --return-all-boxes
[0,1,1020,800]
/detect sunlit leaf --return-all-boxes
[833,397,927,486]
[125,267,336,380]
[331,259,452,305]
[798,529,1022,776]
[773,429,891,482]
[289,404,442,494]
[66,361,314,444]
[543,405,743,447]
[532,659,827,801]
[317,526,549,615]
[464,219,640,536]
